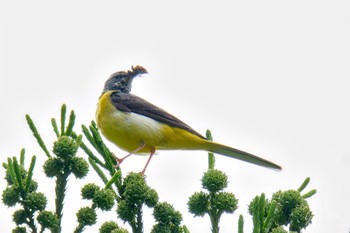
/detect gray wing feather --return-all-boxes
[110,92,206,139]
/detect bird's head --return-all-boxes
[102,65,148,93]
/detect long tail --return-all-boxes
[203,141,282,170]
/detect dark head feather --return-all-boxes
[102,65,148,94]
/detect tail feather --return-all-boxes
[203,141,282,170]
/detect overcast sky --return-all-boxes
[1,1,349,232]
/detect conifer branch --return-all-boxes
[302,189,317,199]
[298,177,310,192]
[65,110,76,136]
[60,104,67,136]
[13,157,24,190]
[20,148,25,166]
[51,118,60,138]
[238,215,244,233]
[79,140,105,168]
[26,114,51,158]
[88,158,109,184]
[6,158,16,184]
[25,155,36,192]
[55,172,69,233]
[206,129,215,170]
[105,170,122,189]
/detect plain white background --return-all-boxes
[1,1,349,232]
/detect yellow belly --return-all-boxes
[96,91,206,154]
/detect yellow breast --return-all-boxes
[96,91,166,153]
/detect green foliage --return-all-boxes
[116,173,160,232]
[53,136,80,158]
[188,169,238,233]
[248,177,315,233]
[289,205,313,232]
[37,210,59,231]
[238,215,244,233]
[12,226,27,233]
[71,156,90,178]
[145,188,159,207]
[76,207,97,232]
[25,192,47,211]
[99,221,119,233]
[121,173,158,207]
[82,183,101,200]
[211,192,238,213]
[206,129,215,169]
[201,169,228,193]
[2,104,317,233]
[153,202,182,225]
[99,221,129,233]
[271,226,289,233]
[80,170,185,233]
[113,229,130,233]
[2,186,20,207]
[249,193,277,233]
[151,202,183,233]
[43,157,63,177]
[26,114,51,158]
[117,200,137,223]
[44,135,88,178]
[24,105,89,233]
[188,191,209,216]
[2,151,56,233]
[271,188,314,232]
[93,188,116,211]
[13,209,27,225]
[81,121,117,173]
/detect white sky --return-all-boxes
[1,1,349,232]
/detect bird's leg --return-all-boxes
[115,142,146,166]
[140,148,156,176]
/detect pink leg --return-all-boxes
[115,142,146,166]
[141,148,156,176]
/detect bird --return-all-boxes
[95,65,282,174]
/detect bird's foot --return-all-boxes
[111,152,132,168]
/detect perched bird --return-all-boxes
[96,66,281,174]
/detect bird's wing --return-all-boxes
[110,92,206,139]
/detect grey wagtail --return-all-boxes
[96,65,281,174]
